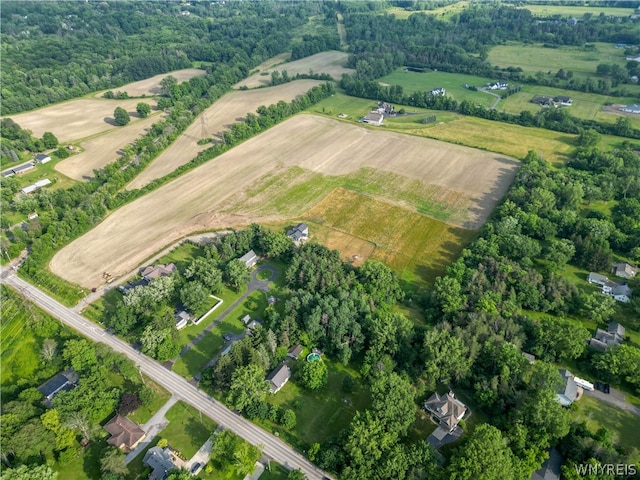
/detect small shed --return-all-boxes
[239,250,258,268]
[288,345,303,360]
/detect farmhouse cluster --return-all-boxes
[531,95,573,107]
[361,102,395,126]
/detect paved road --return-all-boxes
[2,271,333,480]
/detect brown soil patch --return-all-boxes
[95,68,206,97]
[127,80,324,189]
[234,51,354,89]
[4,98,156,143]
[55,113,166,181]
[51,114,518,288]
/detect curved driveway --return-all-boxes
[2,271,333,480]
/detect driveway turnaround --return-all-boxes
[2,271,333,480]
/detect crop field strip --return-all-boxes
[93,68,206,97]
[51,114,517,288]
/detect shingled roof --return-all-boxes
[104,414,146,451]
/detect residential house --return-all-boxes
[27,211,39,220]
[488,81,508,90]
[377,102,394,114]
[143,446,185,480]
[522,352,536,364]
[530,448,563,480]
[532,96,554,106]
[35,154,51,164]
[602,279,617,295]
[175,310,190,330]
[556,369,581,406]
[553,95,573,106]
[424,392,467,433]
[430,87,446,96]
[287,345,303,360]
[239,250,258,268]
[587,272,608,286]
[286,223,309,244]
[140,263,177,281]
[590,321,626,350]
[38,369,79,407]
[104,414,146,451]
[241,314,251,325]
[621,104,640,114]
[247,319,262,331]
[266,363,291,393]
[566,17,578,26]
[611,283,632,303]
[362,111,384,126]
[612,262,638,279]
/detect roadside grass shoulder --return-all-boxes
[127,377,172,425]
[258,463,290,480]
[161,401,218,458]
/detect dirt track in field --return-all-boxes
[95,68,206,97]
[51,114,518,288]
[234,51,354,89]
[4,98,156,143]
[126,80,324,189]
[55,113,165,181]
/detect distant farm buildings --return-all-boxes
[621,104,640,114]
[362,111,384,126]
[430,87,446,96]
[487,81,508,90]
[21,178,52,194]
[531,95,573,107]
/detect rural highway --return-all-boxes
[2,271,334,480]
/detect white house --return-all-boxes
[35,154,51,164]
[239,250,258,268]
[430,87,446,96]
[611,284,632,303]
[362,111,384,126]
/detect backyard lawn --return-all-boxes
[127,377,171,425]
[161,401,218,458]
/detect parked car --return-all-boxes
[191,462,202,474]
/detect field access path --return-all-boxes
[478,87,502,110]
[165,265,279,370]
[1,271,333,480]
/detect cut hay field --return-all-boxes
[95,68,206,97]
[304,188,477,284]
[378,69,498,108]
[386,2,469,19]
[51,114,517,288]
[488,42,636,83]
[56,112,165,181]
[127,80,324,189]
[519,4,634,17]
[234,51,354,89]
[3,97,155,143]
[497,86,638,122]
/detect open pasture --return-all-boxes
[51,114,517,288]
[4,97,154,143]
[488,42,633,80]
[378,69,498,108]
[519,4,635,18]
[305,188,476,284]
[386,2,470,20]
[95,68,206,97]
[127,80,324,189]
[234,51,354,89]
[56,113,164,180]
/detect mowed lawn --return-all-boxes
[304,188,477,285]
[264,358,370,448]
[498,85,638,121]
[161,401,218,458]
[488,42,636,83]
[378,69,498,108]
[572,395,640,451]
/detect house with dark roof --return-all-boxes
[140,263,177,281]
[104,414,146,451]
[587,272,608,286]
[611,283,632,303]
[424,391,467,433]
[239,250,258,268]
[530,448,563,480]
[612,262,638,279]
[12,162,35,175]
[556,369,581,406]
[38,369,79,407]
[143,446,185,480]
[287,345,303,360]
[590,322,626,351]
[532,95,554,106]
[35,154,51,164]
[286,223,309,244]
[266,363,291,393]
[377,102,394,114]
[553,95,572,106]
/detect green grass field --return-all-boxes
[378,69,498,108]
[572,395,640,451]
[263,358,370,448]
[519,4,635,18]
[385,2,470,20]
[488,42,636,83]
[161,401,218,458]
[498,85,639,122]
[127,377,172,425]
[259,463,290,480]
[155,242,205,272]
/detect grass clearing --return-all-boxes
[572,395,640,450]
[161,401,218,458]
[386,2,470,20]
[519,4,635,18]
[53,114,516,288]
[156,242,206,271]
[263,358,370,448]
[378,69,498,108]
[259,463,290,480]
[127,377,172,425]
[488,42,636,83]
[305,188,476,285]
[13,157,77,191]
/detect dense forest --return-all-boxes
[0,1,331,114]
